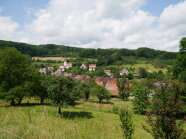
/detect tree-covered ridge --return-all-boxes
[0,40,177,59]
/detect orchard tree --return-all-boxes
[78,82,91,101]
[143,80,186,139]
[92,85,111,103]
[8,86,26,104]
[47,76,81,114]
[0,47,31,105]
[132,84,150,114]
[24,69,48,104]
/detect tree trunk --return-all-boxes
[18,98,22,104]
[10,98,15,106]
[40,98,44,104]
[58,107,62,114]
[99,99,102,103]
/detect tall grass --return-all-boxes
[0,98,153,139]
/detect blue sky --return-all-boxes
[0,0,49,25]
[0,0,185,51]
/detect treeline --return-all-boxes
[0,40,177,59]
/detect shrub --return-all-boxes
[119,108,134,139]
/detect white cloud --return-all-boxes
[6,0,186,52]
[0,16,19,39]
[159,1,186,29]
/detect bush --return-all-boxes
[119,108,134,139]
[132,85,150,114]
[112,105,119,114]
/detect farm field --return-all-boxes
[32,57,73,61]
[106,63,168,73]
[0,98,153,139]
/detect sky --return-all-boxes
[0,0,186,52]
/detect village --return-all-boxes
[38,58,161,97]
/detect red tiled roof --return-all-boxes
[95,77,119,96]
[105,78,119,96]
[48,67,54,71]
[89,64,96,68]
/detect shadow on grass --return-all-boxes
[60,111,93,119]
[0,103,52,108]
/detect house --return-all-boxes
[48,67,54,72]
[120,68,129,76]
[39,68,47,74]
[95,77,109,86]
[64,58,72,69]
[105,78,119,97]
[75,75,90,82]
[104,70,111,76]
[89,64,96,71]
[153,82,165,88]
[59,59,72,71]
[59,64,65,71]
[64,73,73,77]
[95,77,119,96]
[133,73,140,77]
[54,69,62,76]
[80,64,87,69]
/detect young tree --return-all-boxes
[47,76,80,114]
[132,84,150,114]
[143,80,186,139]
[173,37,186,82]
[127,73,134,80]
[92,85,111,103]
[117,78,130,100]
[119,108,134,139]
[139,67,148,78]
[0,47,31,105]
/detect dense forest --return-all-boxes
[0,40,177,60]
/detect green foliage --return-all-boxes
[132,85,150,114]
[143,80,186,139]
[0,40,177,61]
[76,82,91,101]
[0,47,31,105]
[47,76,80,114]
[127,73,134,80]
[119,108,134,139]
[92,85,111,103]
[8,86,26,104]
[139,67,148,78]
[117,78,130,100]
[173,37,186,82]
[112,105,119,114]
[180,37,186,52]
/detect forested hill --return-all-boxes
[0,40,177,59]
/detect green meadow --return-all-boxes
[1,97,186,139]
[0,98,153,139]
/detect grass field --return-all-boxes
[0,98,153,139]
[122,64,168,73]
[1,98,185,139]
[107,63,168,73]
